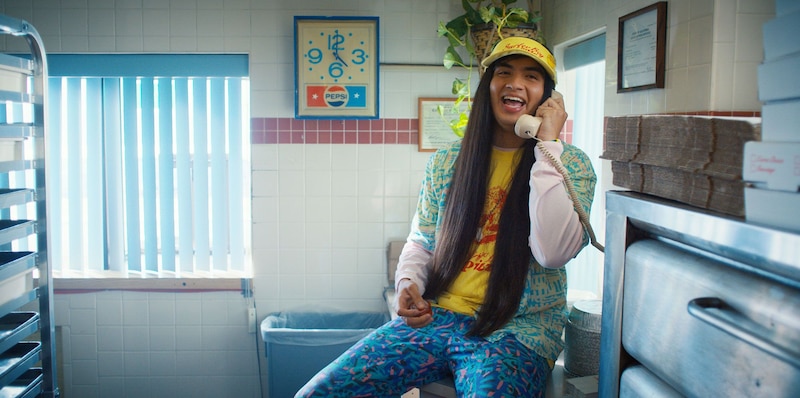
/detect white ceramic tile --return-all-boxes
[278,144,305,170]
[123,326,150,351]
[358,170,385,196]
[97,352,124,376]
[71,334,98,360]
[169,35,199,51]
[175,326,202,351]
[174,300,202,326]
[712,43,735,110]
[278,169,304,196]
[384,197,410,222]
[97,326,123,351]
[72,359,99,385]
[278,249,306,274]
[733,61,761,110]
[687,64,713,111]
[251,144,278,171]
[384,170,411,197]
[123,352,149,376]
[122,299,149,326]
[305,249,333,274]
[277,274,306,299]
[330,274,361,299]
[331,144,358,170]
[116,35,144,51]
[276,221,305,248]
[330,247,359,274]
[149,326,176,351]
[305,222,332,248]
[88,35,116,51]
[70,309,97,335]
[200,326,228,350]
[251,196,278,223]
[305,170,332,198]
[251,170,277,197]
[357,222,384,248]
[305,145,332,170]
[149,352,177,375]
[357,196,384,222]
[223,9,250,37]
[688,15,713,66]
[305,275,333,299]
[148,300,175,325]
[739,0,776,14]
[331,196,357,222]
[115,8,143,36]
[331,170,358,196]
[201,299,229,326]
[357,248,383,274]
[331,222,359,248]
[735,12,772,62]
[690,0,714,19]
[713,0,737,42]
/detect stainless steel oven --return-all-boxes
[600,191,800,397]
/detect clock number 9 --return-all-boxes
[307,48,323,64]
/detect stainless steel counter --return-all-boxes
[600,191,800,397]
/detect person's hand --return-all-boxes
[534,91,568,141]
[395,278,433,328]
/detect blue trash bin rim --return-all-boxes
[261,311,389,346]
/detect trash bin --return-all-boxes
[261,311,389,398]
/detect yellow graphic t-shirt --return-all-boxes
[436,146,521,315]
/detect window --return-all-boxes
[44,54,251,278]
[557,33,607,298]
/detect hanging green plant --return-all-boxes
[436,0,544,137]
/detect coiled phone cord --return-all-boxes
[516,113,605,253]
[535,140,605,253]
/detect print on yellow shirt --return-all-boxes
[437,148,520,315]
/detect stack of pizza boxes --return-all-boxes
[743,0,800,232]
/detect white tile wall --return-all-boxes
[1,0,772,396]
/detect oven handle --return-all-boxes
[688,297,800,369]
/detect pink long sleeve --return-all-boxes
[529,141,585,268]
[394,240,433,295]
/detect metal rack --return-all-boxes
[0,14,58,398]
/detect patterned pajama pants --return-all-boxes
[295,307,550,398]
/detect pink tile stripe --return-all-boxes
[251,117,419,145]
[250,111,760,145]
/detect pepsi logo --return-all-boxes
[324,86,348,107]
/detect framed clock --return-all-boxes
[294,16,380,119]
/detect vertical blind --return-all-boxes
[46,75,251,277]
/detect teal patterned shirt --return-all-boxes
[408,140,597,362]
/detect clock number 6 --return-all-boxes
[329,62,344,79]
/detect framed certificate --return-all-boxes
[294,16,379,119]
[418,98,468,152]
[617,2,667,92]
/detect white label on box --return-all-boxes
[743,141,800,191]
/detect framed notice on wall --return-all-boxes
[617,2,667,92]
[418,97,468,152]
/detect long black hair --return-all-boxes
[423,55,556,336]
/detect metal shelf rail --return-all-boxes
[0,14,58,398]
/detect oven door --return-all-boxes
[622,239,800,397]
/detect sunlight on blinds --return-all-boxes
[47,76,251,278]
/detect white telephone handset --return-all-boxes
[514,91,563,140]
[514,91,604,252]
